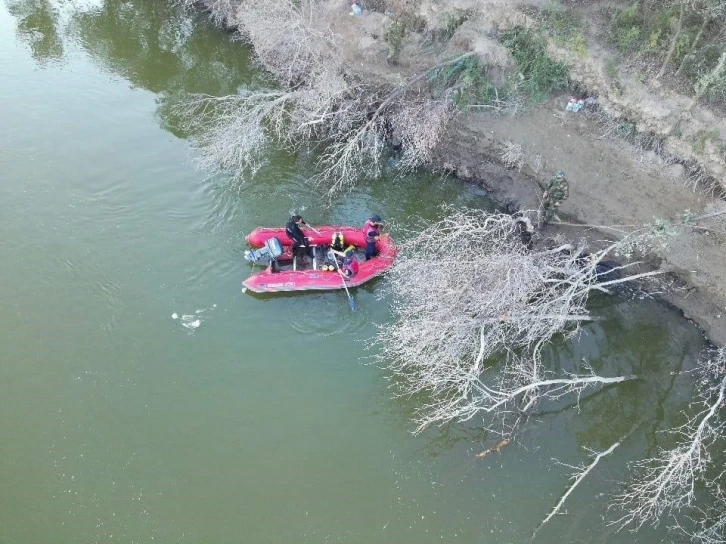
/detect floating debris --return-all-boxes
[171,304,217,333]
[475,438,511,459]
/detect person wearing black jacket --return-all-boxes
[285,215,313,259]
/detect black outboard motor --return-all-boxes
[244,237,283,266]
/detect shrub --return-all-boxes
[605,58,619,79]
[442,10,471,40]
[609,3,643,53]
[539,5,588,55]
[501,27,569,102]
[428,55,500,107]
[692,129,721,153]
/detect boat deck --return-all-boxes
[272,245,365,273]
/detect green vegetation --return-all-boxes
[617,120,637,138]
[606,0,726,107]
[609,3,642,53]
[605,58,619,79]
[428,29,571,108]
[539,5,588,56]
[501,27,570,102]
[692,129,721,153]
[442,9,471,40]
[671,121,684,139]
[608,3,681,56]
[384,20,406,64]
[428,55,499,107]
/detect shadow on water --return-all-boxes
[6,0,260,133]
[68,0,264,134]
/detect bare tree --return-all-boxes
[374,208,661,433]
[392,98,456,174]
[182,0,525,194]
[234,0,339,86]
[674,0,726,78]
[313,52,476,192]
[177,90,297,178]
[175,68,373,181]
[692,489,726,544]
[689,51,726,109]
[655,0,685,81]
[610,348,726,540]
[177,39,486,193]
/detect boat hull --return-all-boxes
[242,226,396,293]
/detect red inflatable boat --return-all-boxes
[242,226,397,293]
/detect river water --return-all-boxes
[0,1,708,542]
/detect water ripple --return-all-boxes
[284,292,371,336]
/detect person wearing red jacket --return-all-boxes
[363,214,384,260]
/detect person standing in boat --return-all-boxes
[364,214,384,260]
[286,215,313,259]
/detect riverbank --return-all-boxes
[434,98,726,345]
[194,0,726,344]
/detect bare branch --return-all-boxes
[533,441,622,538]
[610,348,726,535]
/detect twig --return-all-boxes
[532,441,621,538]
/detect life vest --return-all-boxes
[364,220,379,241]
[331,231,345,252]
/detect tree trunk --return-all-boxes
[688,51,726,109]
[656,1,685,81]
[675,14,710,78]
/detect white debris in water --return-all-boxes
[181,316,201,329]
[171,305,216,333]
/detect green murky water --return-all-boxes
[0,1,705,542]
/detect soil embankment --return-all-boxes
[435,101,726,345]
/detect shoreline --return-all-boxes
[192,0,726,345]
[433,102,726,345]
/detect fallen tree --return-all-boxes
[373,208,663,433]
[373,207,726,539]
[175,44,502,193]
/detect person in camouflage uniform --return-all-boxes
[384,20,405,65]
[541,171,569,223]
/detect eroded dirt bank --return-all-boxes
[434,100,726,345]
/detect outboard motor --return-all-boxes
[244,237,283,266]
